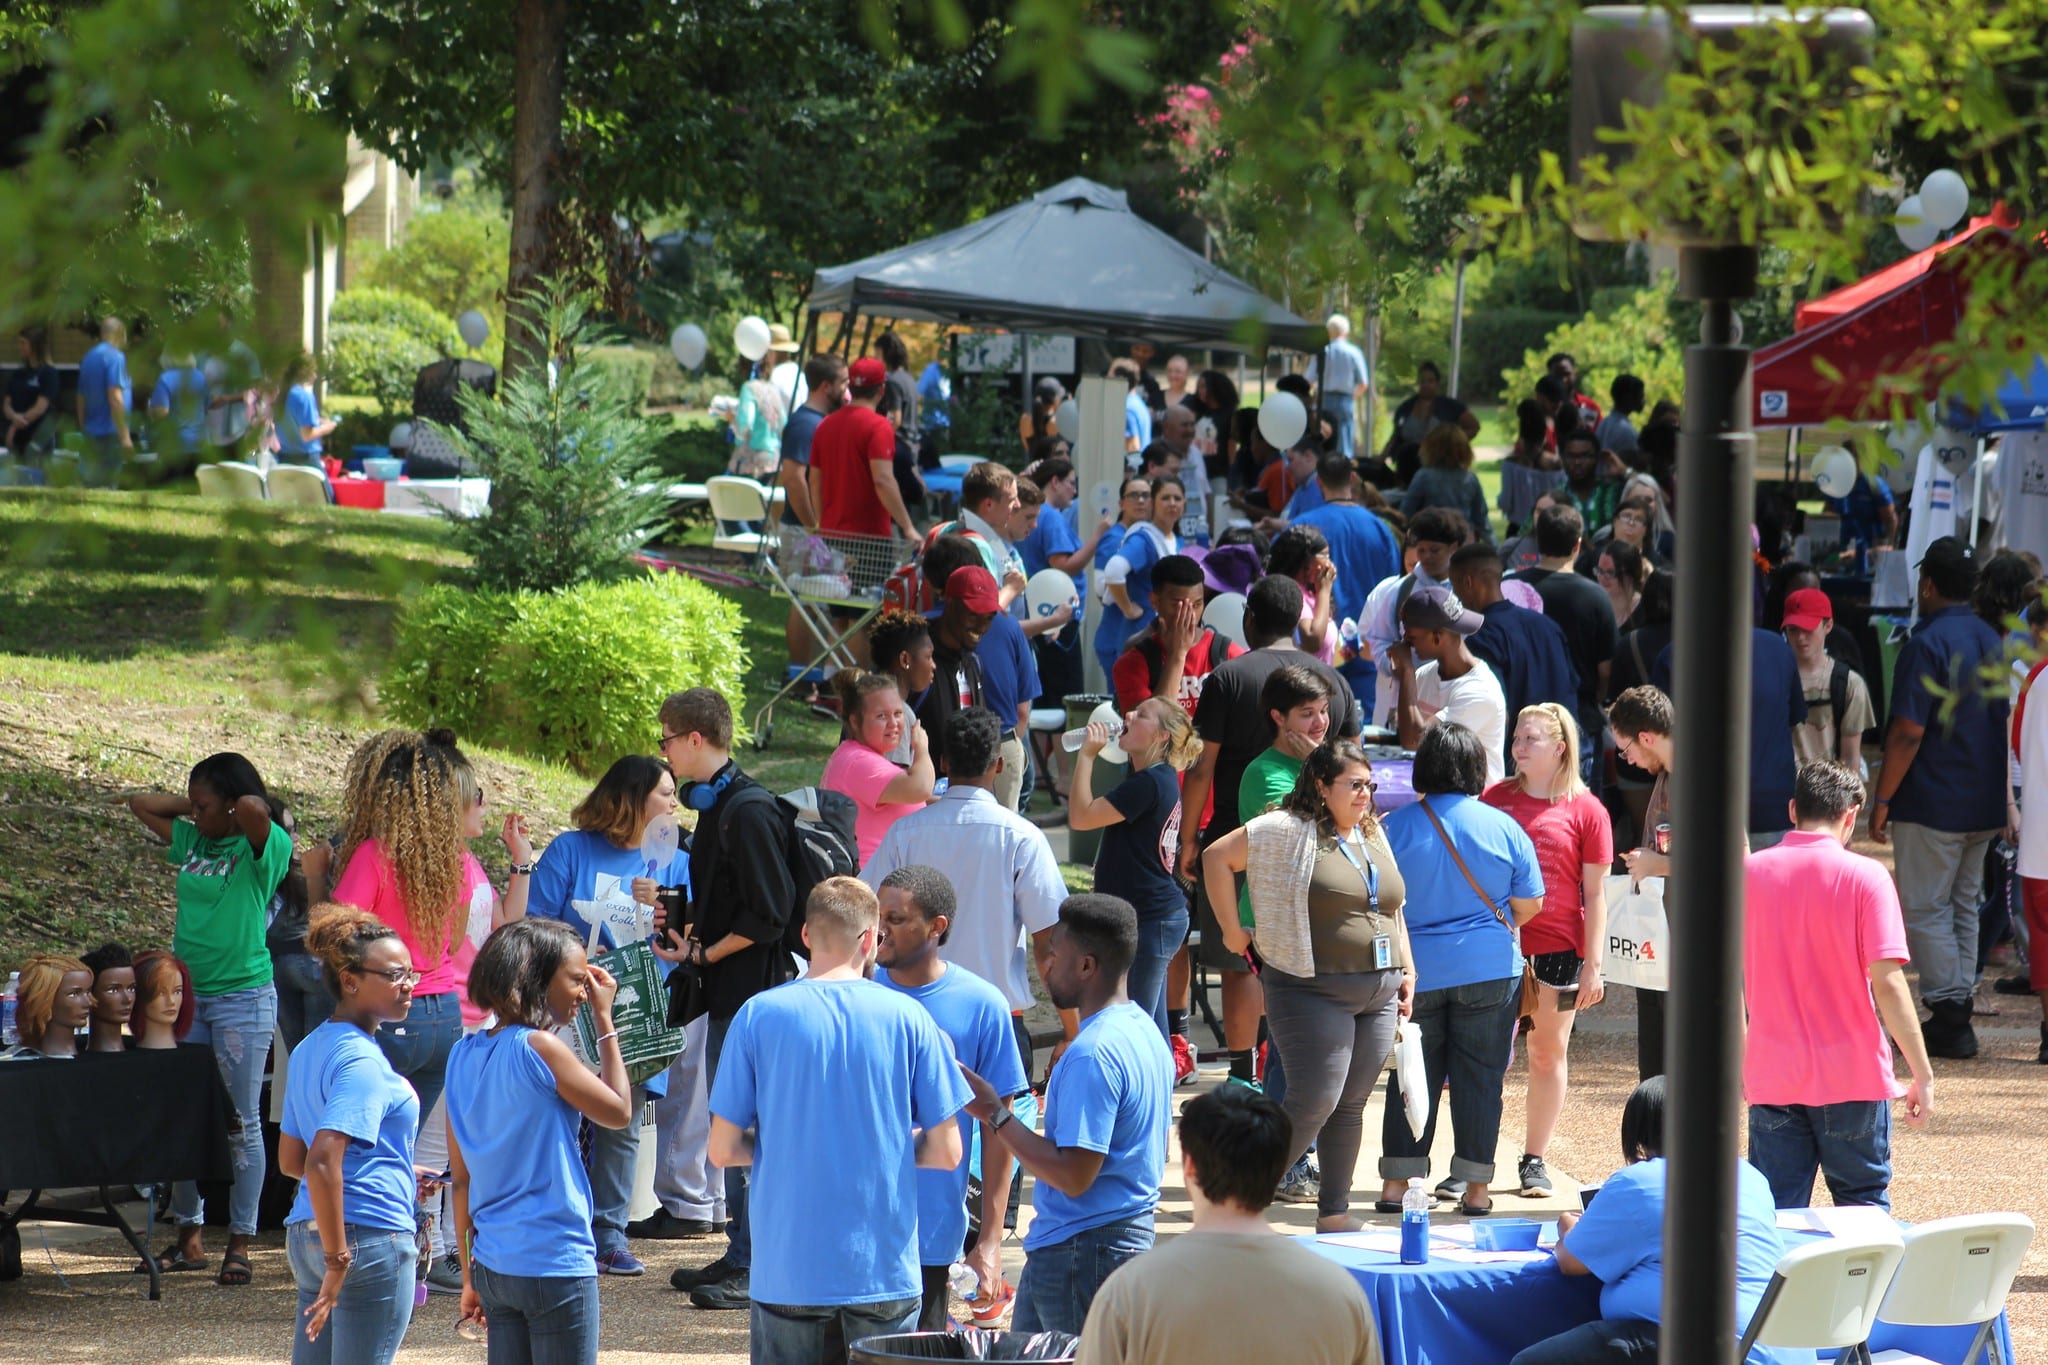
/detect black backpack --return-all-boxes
[717,784,860,960]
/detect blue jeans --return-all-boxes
[748,1295,919,1365]
[1013,1212,1155,1336]
[273,951,334,1052]
[707,1014,750,1270]
[1748,1100,1893,1211]
[589,1082,648,1257]
[286,1220,416,1365]
[472,1261,599,1365]
[1322,394,1357,457]
[174,984,277,1235]
[374,989,460,1123]
[1378,974,1520,1185]
[1126,906,1190,1042]
[1511,1318,1661,1364]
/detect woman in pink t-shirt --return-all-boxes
[1481,703,1614,1201]
[1268,523,1338,663]
[821,669,934,862]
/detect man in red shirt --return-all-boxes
[810,356,917,542]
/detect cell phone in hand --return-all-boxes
[1555,988,1579,1011]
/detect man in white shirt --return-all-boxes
[1307,314,1371,459]
[1388,586,1507,783]
[1360,508,1467,727]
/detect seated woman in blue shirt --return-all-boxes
[447,919,635,1362]
[1512,1076,1793,1365]
[1095,474,1182,676]
[278,905,428,1365]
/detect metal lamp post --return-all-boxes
[1569,9,1873,1362]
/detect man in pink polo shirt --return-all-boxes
[1742,760,1934,1211]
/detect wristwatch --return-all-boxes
[507,861,536,876]
[991,1106,1015,1132]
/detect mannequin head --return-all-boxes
[130,950,194,1048]
[79,941,136,1050]
[15,954,92,1056]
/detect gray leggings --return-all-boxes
[1261,965,1403,1217]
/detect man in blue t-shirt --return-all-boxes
[1826,471,1897,556]
[708,876,970,1361]
[1294,451,1403,695]
[76,316,133,484]
[149,360,211,455]
[1870,537,2010,1060]
[960,892,1171,1336]
[875,864,1031,1329]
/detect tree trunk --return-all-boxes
[503,0,567,385]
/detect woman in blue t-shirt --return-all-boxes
[279,905,426,1365]
[1068,697,1204,1037]
[1095,474,1182,675]
[275,351,337,475]
[447,919,635,1360]
[524,755,685,1277]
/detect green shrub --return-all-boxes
[382,573,749,774]
[361,201,509,349]
[332,288,461,356]
[581,346,656,411]
[325,322,437,408]
[1499,281,1687,412]
[651,417,731,483]
[1458,307,1578,405]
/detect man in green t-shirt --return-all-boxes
[1235,664,1339,925]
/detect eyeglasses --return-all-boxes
[1339,777,1378,794]
[1596,567,1620,583]
[1122,490,1152,501]
[1615,736,1636,762]
[354,966,423,986]
[659,732,684,748]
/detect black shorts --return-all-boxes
[1192,875,1252,974]
[1528,950,1583,989]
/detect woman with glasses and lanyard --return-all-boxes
[1377,722,1544,1216]
[1201,738,1414,1232]
[279,904,429,1365]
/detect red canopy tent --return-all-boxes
[1791,206,2021,332]
[1751,228,2025,429]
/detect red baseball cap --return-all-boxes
[944,565,1001,614]
[1782,586,1834,633]
[848,356,887,390]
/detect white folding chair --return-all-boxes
[1871,1213,2034,1365]
[196,461,268,500]
[705,475,774,556]
[1737,1225,1905,1365]
[266,465,331,506]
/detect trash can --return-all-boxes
[1059,693,1122,865]
[849,1329,1079,1363]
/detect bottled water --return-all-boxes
[1060,718,1123,752]
[949,1261,979,1300]
[2,971,17,1045]
[1400,1176,1431,1264]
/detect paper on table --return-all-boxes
[1774,1205,1898,1238]
[1317,1229,1552,1264]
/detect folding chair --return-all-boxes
[266,465,331,506]
[1737,1224,1906,1365]
[1871,1213,2033,1365]
[196,461,268,500]
[706,475,775,557]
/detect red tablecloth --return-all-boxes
[332,479,387,510]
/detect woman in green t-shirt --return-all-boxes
[129,752,292,1287]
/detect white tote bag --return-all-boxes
[1394,1019,1430,1141]
[1602,874,1669,992]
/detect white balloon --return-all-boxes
[457,309,490,349]
[388,422,413,450]
[670,323,708,370]
[1919,169,1969,232]
[1895,196,1938,253]
[734,316,772,362]
[1054,398,1080,439]
[1202,592,1248,648]
[1811,446,1858,499]
[1257,391,1308,450]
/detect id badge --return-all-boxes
[1372,934,1393,970]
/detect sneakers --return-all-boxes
[596,1248,646,1276]
[690,1268,751,1310]
[626,1209,724,1240]
[968,1277,1016,1326]
[1170,1033,1197,1086]
[1221,1074,1263,1093]
[1923,1000,1980,1060]
[670,1256,735,1293]
[1996,972,2035,996]
[1518,1154,1553,1198]
[1275,1155,1320,1204]
[1434,1176,1468,1202]
[424,1253,465,1296]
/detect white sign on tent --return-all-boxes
[955,333,1077,374]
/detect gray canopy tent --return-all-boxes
[804,177,1322,353]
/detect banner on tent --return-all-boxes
[955,333,1076,374]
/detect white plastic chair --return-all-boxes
[706,475,774,556]
[1870,1213,2034,1365]
[266,465,331,506]
[1736,1224,1905,1365]
[196,461,268,501]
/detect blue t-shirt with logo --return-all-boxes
[877,964,1030,1266]
[446,1026,596,1277]
[282,1020,421,1234]
[710,977,970,1306]
[78,342,131,437]
[1380,794,1543,990]
[1024,1001,1171,1251]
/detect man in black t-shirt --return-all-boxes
[5,328,61,453]
[1508,503,1617,788]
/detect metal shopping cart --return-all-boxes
[752,522,918,749]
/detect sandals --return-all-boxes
[217,1250,253,1287]
[1458,1202,1495,1216]
[134,1243,208,1274]
[1372,1200,1405,1214]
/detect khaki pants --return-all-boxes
[995,734,1026,812]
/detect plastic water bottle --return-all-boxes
[1,972,17,1046]
[1060,718,1123,752]
[1400,1177,1431,1264]
[1338,617,1363,665]
[949,1261,979,1299]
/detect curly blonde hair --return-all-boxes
[338,729,472,957]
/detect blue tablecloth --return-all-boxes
[1310,1228,2016,1365]
[922,467,964,496]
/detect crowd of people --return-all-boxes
[4,324,2042,1365]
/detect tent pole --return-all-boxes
[857,316,877,358]
[1788,425,1800,485]
[1971,437,1986,552]
[831,309,857,358]
[1361,298,1381,460]
[1448,255,1470,399]
[1021,333,1034,441]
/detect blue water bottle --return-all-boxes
[1399,1177,1430,1264]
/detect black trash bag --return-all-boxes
[849,1329,1079,1363]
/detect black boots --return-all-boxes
[1923,1000,1980,1060]
[2037,1023,2048,1066]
